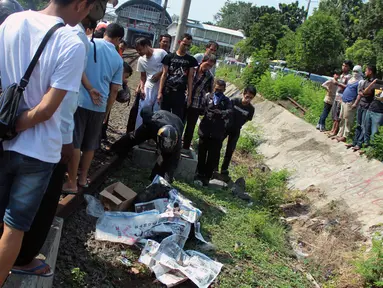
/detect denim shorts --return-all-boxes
[0,151,54,232]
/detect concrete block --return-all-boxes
[132,143,197,182]
[4,217,64,288]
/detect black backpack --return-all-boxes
[0,22,64,143]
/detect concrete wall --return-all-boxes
[251,100,383,232]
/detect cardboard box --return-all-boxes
[100,182,137,211]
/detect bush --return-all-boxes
[215,65,244,89]
[356,235,383,287]
[273,74,303,100]
[365,126,383,162]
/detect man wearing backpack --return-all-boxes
[0,0,94,283]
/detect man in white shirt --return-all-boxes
[0,0,93,283]
[194,41,219,76]
[135,37,168,129]
[12,17,93,277]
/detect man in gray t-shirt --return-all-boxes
[194,40,219,76]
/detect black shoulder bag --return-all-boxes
[0,23,64,148]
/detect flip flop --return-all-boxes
[78,179,90,188]
[62,187,78,195]
[11,260,53,277]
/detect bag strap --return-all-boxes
[19,22,65,89]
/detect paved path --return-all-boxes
[250,100,383,231]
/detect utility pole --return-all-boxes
[305,0,311,20]
[174,0,191,52]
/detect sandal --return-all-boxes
[11,260,53,277]
[78,179,90,188]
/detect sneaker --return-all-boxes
[316,124,320,130]
[319,125,325,132]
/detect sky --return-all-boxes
[166,0,318,23]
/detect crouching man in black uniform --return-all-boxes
[112,106,184,183]
[196,79,232,186]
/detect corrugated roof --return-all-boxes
[168,21,245,38]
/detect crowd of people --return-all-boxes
[317,60,383,153]
[0,0,257,283]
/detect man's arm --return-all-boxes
[104,83,120,123]
[16,87,67,132]
[157,65,168,103]
[82,73,101,106]
[140,72,147,99]
[187,67,195,106]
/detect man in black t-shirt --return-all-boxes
[220,85,255,175]
[365,86,383,145]
[158,33,198,120]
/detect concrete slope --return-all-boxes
[251,100,383,231]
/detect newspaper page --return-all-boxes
[194,222,209,244]
[95,211,160,245]
[141,236,223,288]
[135,198,169,213]
[167,189,202,223]
[139,239,188,287]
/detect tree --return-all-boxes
[214,1,254,35]
[291,12,345,74]
[241,13,288,57]
[275,30,296,60]
[345,39,376,67]
[279,1,306,31]
[18,0,49,10]
[318,0,363,44]
[353,0,383,40]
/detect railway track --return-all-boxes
[56,52,139,219]
[277,96,307,115]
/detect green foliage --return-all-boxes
[279,1,307,31]
[241,49,271,85]
[275,29,296,61]
[356,235,383,287]
[291,12,345,74]
[345,39,376,67]
[215,65,245,89]
[236,125,262,155]
[71,267,87,287]
[365,126,383,161]
[189,44,205,56]
[18,0,49,10]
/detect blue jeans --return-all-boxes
[365,110,383,145]
[353,107,368,147]
[0,151,54,231]
[318,102,332,127]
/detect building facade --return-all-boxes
[105,0,171,46]
[167,19,245,54]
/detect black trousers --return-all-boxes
[126,92,141,134]
[197,137,223,180]
[161,90,186,120]
[221,130,240,172]
[14,163,67,266]
[183,107,200,149]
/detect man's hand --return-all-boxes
[140,89,146,100]
[351,103,358,109]
[157,93,163,103]
[89,88,102,106]
[151,72,162,83]
[60,143,74,164]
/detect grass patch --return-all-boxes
[215,65,245,89]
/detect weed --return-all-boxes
[71,267,87,287]
[356,234,383,287]
[365,126,383,162]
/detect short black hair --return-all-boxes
[333,69,341,75]
[207,41,219,50]
[54,0,95,6]
[160,34,172,42]
[182,33,193,41]
[83,18,97,30]
[366,65,377,75]
[105,23,124,39]
[244,85,257,96]
[343,60,353,69]
[215,79,226,88]
[123,62,133,75]
[93,28,105,39]
[202,53,217,64]
[135,37,152,48]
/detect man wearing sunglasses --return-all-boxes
[158,33,198,120]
